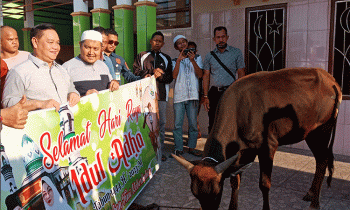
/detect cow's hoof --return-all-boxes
[308,204,320,209]
[302,193,313,201]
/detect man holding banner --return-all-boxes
[2,23,80,111]
[63,30,119,96]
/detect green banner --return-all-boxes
[1,77,160,210]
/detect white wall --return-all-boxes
[160,0,350,156]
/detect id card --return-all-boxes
[115,72,121,80]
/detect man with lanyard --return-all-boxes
[203,26,245,133]
[133,31,173,161]
[93,27,115,75]
[104,28,140,84]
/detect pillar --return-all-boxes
[135,0,157,54]
[0,0,3,26]
[91,0,111,29]
[22,28,32,52]
[23,0,34,52]
[113,2,135,74]
[71,0,90,56]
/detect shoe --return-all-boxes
[188,149,202,157]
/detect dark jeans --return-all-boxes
[208,86,228,133]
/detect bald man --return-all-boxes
[1,26,30,69]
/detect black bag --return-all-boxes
[210,51,236,81]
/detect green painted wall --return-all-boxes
[114,9,134,69]
[72,15,90,56]
[136,5,156,54]
[92,12,110,29]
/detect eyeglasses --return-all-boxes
[108,40,119,46]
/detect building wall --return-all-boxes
[160,0,350,156]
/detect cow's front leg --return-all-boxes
[229,173,241,210]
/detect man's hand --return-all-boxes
[203,97,210,112]
[68,92,80,107]
[86,89,99,96]
[178,49,187,62]
[109,80,119,92]
[154,68,164,79]
[1,95,28,129]
[41,99,60,112]
[144,74,152,78]
[187,50,195,61]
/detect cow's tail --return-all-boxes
[326,85,340,187]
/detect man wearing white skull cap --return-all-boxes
[63,30,119,96]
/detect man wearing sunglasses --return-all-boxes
[104,28,140,85]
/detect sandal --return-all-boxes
[188,149,202,157]
[161,155,167,162]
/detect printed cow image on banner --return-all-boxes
[1,77,160,210]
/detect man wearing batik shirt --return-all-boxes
[63,30,119,96]
[133,31,173,161]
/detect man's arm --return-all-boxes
[121,65,142,82]
[157,56,173,84]
[202,69,210,112]
[1,95,28,129]
[133,53,148,78]
[237,68,245,79]
[188,52,203,78]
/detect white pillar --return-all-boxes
[94,0,108,9]
[116,0,132,5]
[24,0,34,28]
[73,0,88,12]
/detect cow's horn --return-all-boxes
[171,154,194,173]
[214,154,239,174]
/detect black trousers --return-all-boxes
[208,86,228,133]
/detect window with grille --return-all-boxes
[329,0,350,98]
[155,0,191,30]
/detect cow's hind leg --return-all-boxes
[258,145,277,210]
[303,122,335,209]
[229,173,241,210]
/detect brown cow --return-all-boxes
[173,68,342,210]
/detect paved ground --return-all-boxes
[133,131,350,210]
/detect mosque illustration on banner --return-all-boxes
[1,105,89,210]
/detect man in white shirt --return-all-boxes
[2,23,80,111]
[1,26,30,69]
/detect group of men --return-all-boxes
[0,23,245,162]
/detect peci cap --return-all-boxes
[81,30,102,43]
[173,35,187,44]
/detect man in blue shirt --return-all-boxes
[104,28,140,84]
[172,35,203,156]
[203,26,245,133]
[93,27,114,76]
